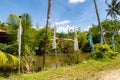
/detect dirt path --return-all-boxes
[92,69,120,80]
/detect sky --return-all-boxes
[0,0,108,32]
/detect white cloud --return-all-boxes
[83,25,92,31]
[55,20,70,25]
[56,25,74,33]
[69,0,85,4]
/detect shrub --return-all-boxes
[82,42,91,52]
[77,33,89,52]
[61,50,82,66]
[89,44,119,59]
[61,40,74,53]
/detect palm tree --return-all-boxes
[7,13,32,54]
[7,14,19,34]
[106,0,120,19]
[21,13,32,55]
[94,0,106,44]
[105,0,120,38]
[43,0,52,69]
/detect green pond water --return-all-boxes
[29,55,63,70]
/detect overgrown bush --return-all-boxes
[89,44,119,59]
[61,40,74,53]
[61,51,82,66]
[77,33,89,52]
[82,42,91,52]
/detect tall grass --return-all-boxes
[4,55,120,80]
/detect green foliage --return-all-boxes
[101,20,120,39]
[0,43,18,55]
[5,53,18,65]
[0,51,18,65]
[82,42,91,52]
[0,51,18,73]
[114,40,120,52]
[34,27,53,55]
[24,45,36,56]
[90,20,120,52]
[90,25,100,44]
[58,40,74,53]
[101,20,115,33]
[0,23,9,32]
[0,43,7,51]
[77,32,88,51]
[0,51,8,64]
[7,14,19,36]
[57,40,82,65]
[21,13,33,55]
[61,51,82,66]
[57,32,69,38]
[6,13,37,56]
[6,43,18,55]
[89,44,119,59]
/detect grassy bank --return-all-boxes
[1,55,120,80]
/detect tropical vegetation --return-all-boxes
[0,0,120,79]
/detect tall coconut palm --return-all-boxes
[105,0,120,39]
[106,0,120,19]
[94,0,106,44]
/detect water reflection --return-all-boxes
[30,55,62,70]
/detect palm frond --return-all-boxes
[112,12,117,19]
[115,9,120,15]
[21,13,32,27]
[112,0,117,6]
[106,0,120,19]
[7,14,19,28]
[0,51,18,66]
[106,9,116,19]
[5,54,18,65]
[115,2,120,9]
[106,9,110,18]
[0,51,8,65]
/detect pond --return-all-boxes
[0,53,82,73]
[26,54,63,71]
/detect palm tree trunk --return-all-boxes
[94,0,106,44]
[43,0,52,69]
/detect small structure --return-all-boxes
[0,29,8,43]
